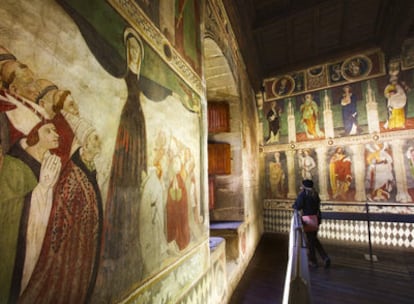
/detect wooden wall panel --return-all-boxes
[208,102,230,133]
[208,143,231,175]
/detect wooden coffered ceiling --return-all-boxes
[222,0,414,91]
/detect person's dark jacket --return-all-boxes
[293,188,321,223]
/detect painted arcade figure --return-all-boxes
[340,85,359,135]
[266,101,282,144]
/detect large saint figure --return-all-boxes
[366,143,394,201]
[340,85,359,135]
[298,149,316,180]
[384,75,407,129]
[300,93,324,139]
[266,101,282,144]
[99,29,147,298]
[268,152,285,198]
[329,147,352,200]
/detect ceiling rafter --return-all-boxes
[222,0,414,91]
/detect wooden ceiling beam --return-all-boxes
[252,0,331,33]
[377,0,414,59]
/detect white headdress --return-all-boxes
[0,90,50,135]
[63,111,95,146]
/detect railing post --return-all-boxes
[364,201,377,262]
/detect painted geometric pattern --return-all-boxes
[319,220,414,248]
[177,273,210,304]
[264,209,414,248]
[264,209,293,234]
[177,256,227,304]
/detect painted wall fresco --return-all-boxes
[264,139,414,204]
[0,0,207,303]
[328,146,354,201]
[262,47,414,209]
[134,0,202,75]
[262,53,414,145]
[265,151,287,199]
[263,50,385,101]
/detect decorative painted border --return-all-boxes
[264,199,414,215]
[121,239,210,303]
[261,128,414,153]
[271,75,295,98]
[107,0,203,97]
[263,204,414,248]
[264,207,414,248]
[341,54,373,81]
[263,49,386,102]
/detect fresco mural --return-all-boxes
[263,100,286,144]
[328,146,354,201]
[262,56,414,145]
[262,42,414,249]
[0,0,206,303]
[265,151,287,199]
[263,50,386,102]
[297,93,324,140]
[365,142,395,202]
[262,49,414,208]
[296,148,318,182]
[134,0,202,75]
[264,101,282,144]
[330,83,366,137]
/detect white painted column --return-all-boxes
[365,81,380,134]
[315,146,329,200]
[350,144,367,201]
[322,90,334,139]
[287,100,297,143]
[286,149,297,199]
[391,139,411,203]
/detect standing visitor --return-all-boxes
[293,179,331,268]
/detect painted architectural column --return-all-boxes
[315,145,329,200]
[256,92,264,146]
[322,90,334,139]
[350,144,367,201]
[391,139,411,203]
[286,149,297,199]
[365,81,380,134]
[287,99,296,143]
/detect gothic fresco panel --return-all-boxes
[0,0,205,303]
[263,100,285,145]
[263,48,414,214]
[365,142,395,202]
[136,0,202,75]
[330,83,366,137]
[296,148,318,189]
[296,93,325,141]
[327,146,354,201]
[265,151,287,199]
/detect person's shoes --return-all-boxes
[324,257,331,268]
[308,261,318,268]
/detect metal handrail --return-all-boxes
[283,210,312,304]
[282,202,413,303]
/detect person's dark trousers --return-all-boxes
[305,231,329,266]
